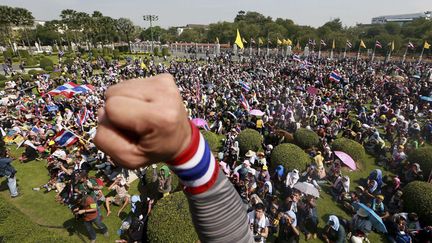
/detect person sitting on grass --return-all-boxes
[105,175,130,217]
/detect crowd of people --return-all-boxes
[1,49,432,243]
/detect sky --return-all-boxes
[1,0,431,28]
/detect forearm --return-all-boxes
[169,124,253,243]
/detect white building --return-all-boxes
[372,11,431,24]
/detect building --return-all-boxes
[176,24,209,36]
[11,20,46,31]
[371,11,431,25]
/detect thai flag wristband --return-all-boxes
[169,121,219,195]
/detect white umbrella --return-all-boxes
[293,182,320,198]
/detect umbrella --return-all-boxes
[226,111,238,120]
[420,96,432,103]
[307,86,318,96]
[353,202,387,233]
[191,118,208,128]
[293,182,320,198]
[334,151,357,170]
[249,109,265,116]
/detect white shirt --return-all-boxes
[247,211,270,243]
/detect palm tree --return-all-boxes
[116,18,135,53]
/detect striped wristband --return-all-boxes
[169,121,219,195]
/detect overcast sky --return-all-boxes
[2,0,431,28]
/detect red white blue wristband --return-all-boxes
[169,121,219,195]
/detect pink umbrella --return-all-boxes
[191,118,208,128]
[334,151,357,170]
[249,109,265,116]
[307,86,318,96]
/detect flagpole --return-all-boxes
[402,45,408,63]
[357,43,361,60]
[418,46,425,64]
[344,44,347,58]
[318,43,321,59]
[371,41,376,61]
[249,38,252,56]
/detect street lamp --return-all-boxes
[143,15,159,53]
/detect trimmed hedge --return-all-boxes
[331,138,366,163]
[236,129,263,155]
[294,128,319,149]
[408,147,432,180]
[39,57,54,70]
[0,74,6,81]
[201,130,224,152]
[147,192,198,243]
[24,57,38,66]
[144,163,180,199]
[0,197,73,243]
[403,181,432,225]
[271,143,310,171]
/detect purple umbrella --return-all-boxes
[249,109,265,116]
[191,118,208,129]
[334,151,357,170]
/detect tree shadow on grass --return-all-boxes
[0,179,8,192]
[63,217,89,243]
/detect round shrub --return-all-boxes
[24,57,38,66]
[62,58,74,66]
[331,138,366,163]
[18,50,30,58]
[271,143,310,171]
[44,66,54,72]
[161,47,170,56]
[147,192,198,243]
[403,181,432,225]
[201,130,224,153]
[408,147,432,180]
[294,128,319,149]
[39,57,54,70]
[144,163,180,199]
[0,74,6,81]
[236,129,263,155]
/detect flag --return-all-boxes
[13,135,25,147]
[332,39,335,49]
[235,29,244,49]
[375,40,382,48]
[388,41,395,51]
[424,41,431,49]
[277,38,282,45]
[239,93,250,111]
[215,37,219,44]
[346,40,352,48]
[329,71,342,82]
[320,40,327,46]
[286,39,292,46]
[292,54,301,62]
[238,80,251,92]
[30,126,40,136]
[258,38,264,45]
[140,61,148,71]
[47,82,94,98]
[242,37,247,44]
[250,38,256,44]
[407,42,415,49]
[76,107,89,127]
[54,129,79,147]
[360,40,366,49]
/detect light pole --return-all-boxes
[143,15,159,54]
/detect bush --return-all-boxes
[24,57,38,66]
[39,57,54,70]
[402,181,432,225]
[144,163,180,199]
[62,58,74,66]
[3,48,14,59]
[271,143,310,171]
[147,192,198,243]
[153,47,159,56]
[44,66,54,72]
[236,129,263,155]
[294,128,319,149]
[12,57,20,63]
[18,50,30,58]
[27,70,45,76]
[201,130,224,153]
[331,138,366,163]
[52,45,58,53]
[408,147,432,180]
[161,47,170,56]
[0,74,6,81]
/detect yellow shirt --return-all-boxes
[256,119,264,128]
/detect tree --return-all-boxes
[116,18,135,53]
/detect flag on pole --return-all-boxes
[407,42,415,49]
[215,37,219,44]
[346,40,353,48]
[375,40,382,48]
[47,82,94,98]
[360,40,366,49]
[54,129,79,147]
[258,38,264,45]
[242,37,247,44]
[320,40,327,46]
[250,38,256,44]
[238,80,251,92]
[424,41,431,49]
[286,39,292,46]
[76,107,89,127]
[329,71,342,82]
[388,41,395,51]
[332,39,336,49]
[292,54,301,62]
[235,29,244,49]
[277,38,282,45]
[239,93,250,111]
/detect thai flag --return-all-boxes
[375,41,382,48]
[76,107,89,127]
[407,42,415,49]
[54,129,78,147]
[47,82,94,98]
[239,93,250,111]
[329,71,342,82]
[238,80,251,92]
[308,39,316,46]
[292,54,301,62]
[346,40,352,48]
[320,40,327,46]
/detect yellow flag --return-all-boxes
[332,39,335,49]
[235,29,244,49]
[424,41,431,49]
[216,37,219,44]
[242,37,247,44]
[140,61,148,70]
[286,39,292,46]
[391,41,395,51]
[360,39,366,49]
[277,38,282,45]
[258,37,263,45]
